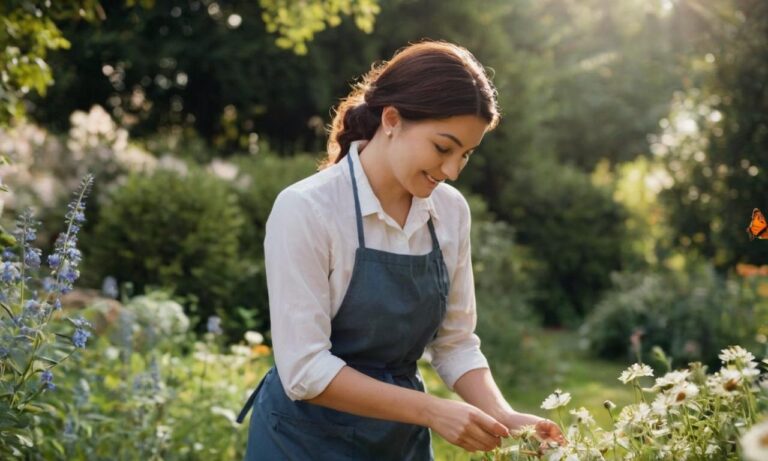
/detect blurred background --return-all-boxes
[2,0,767,459]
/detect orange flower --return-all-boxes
[252,344,272,357]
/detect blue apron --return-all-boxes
[237,152,450,460]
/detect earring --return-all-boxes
[386,131,392,138]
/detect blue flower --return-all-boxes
[24,248,41,268]
[101,276,119,299]
[206,316,223,335]
[53,298,62,310]
[62,266,79,283]
[49,175,93,293]
[65,247,81,262]
[1,248,14,261]
[42,276,55,291]
[48,253,61,269]
[63,418,76,440]
[40,369,55,391]
[71,317,91,329]
[1,262,19,283]
[23,299,42,318]
[72,328,91,348]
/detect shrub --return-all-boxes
[230,152,319,260]
[580,261,768,369]
[225,152,319,337]
[82,168,244,326]
[467,194,546,389]
[496,156,628,326]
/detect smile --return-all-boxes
[424,172,443,185]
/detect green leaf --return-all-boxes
[15,433,33,447]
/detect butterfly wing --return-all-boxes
[747,208,768,241]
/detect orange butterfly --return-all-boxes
[747,208,768,240]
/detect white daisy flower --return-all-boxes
[618,363,654,384]
[617,403,653,433]
[670,382,700,404]
[513,424,538,440]
[651,369,691,391]
[244,330,264,345]
[740,420,768,461]
[229,344,251,357]
[569,407,595,426]
[717,368,745,392]
[541,389,572,410]
[719,345,755,364]
[651,393,669,416]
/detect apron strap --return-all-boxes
[346,153,366,249]
[236,370,270,424]
[347,146,441,254]
[427,218,440,251]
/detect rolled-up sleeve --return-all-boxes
[426,194,489,391]
[264,188,347,401]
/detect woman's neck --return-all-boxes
[357,136,413,226]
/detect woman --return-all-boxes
[236,40,564,460]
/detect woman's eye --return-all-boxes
[434,143,450,154]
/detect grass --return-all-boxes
[426,329,636,460]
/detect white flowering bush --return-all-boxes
[0,106,156,217]
[121,291,191,351]
[488,346,767,460]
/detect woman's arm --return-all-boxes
[265,187,508,453]
[453,368,566,443]
[307,366,511,453]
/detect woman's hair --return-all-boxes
[323,40,500,167]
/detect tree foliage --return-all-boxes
[1,0,380,128]
[656,0,768,268]
[0,1,104,125]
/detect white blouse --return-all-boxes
[264,140,489,402]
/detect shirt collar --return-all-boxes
[347,140,440,225]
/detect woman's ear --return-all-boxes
[381,106,401,135]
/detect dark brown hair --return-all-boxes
[323,40,500,168]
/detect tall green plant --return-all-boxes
[0,175,94,457]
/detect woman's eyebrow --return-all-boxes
[437,132,463,147]
[438,132,480,150]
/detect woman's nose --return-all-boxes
[440,157,462,181]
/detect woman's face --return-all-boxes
[385,112,489,198]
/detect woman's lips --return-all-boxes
[424,172,443,186]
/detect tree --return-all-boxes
[657,0,768,268]
[1,0,380,128]
[0,1,104,125]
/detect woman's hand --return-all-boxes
[534,418,566,445]
[499,411,566,446]
[425,398,510,453]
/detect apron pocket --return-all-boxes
[268,410,356,440]
[267,410,359,460]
